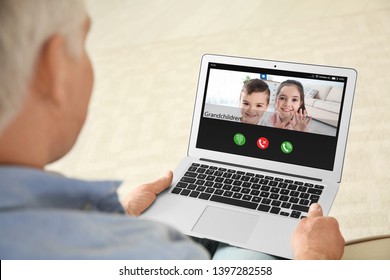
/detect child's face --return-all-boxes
[240,91,269,124]
[275,85,302,119]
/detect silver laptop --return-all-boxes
[140,54,357,259]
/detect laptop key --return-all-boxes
[176,182,188,188]
[223,191,233,197]
[214,189,224,195]
[280,195,289,201]
[307,188,323,195]
[298,186,308,192]
[205,187,215,194]
[233,180,242,186]
[299,192,309,199]
[233,193,243,199]
[291,204,309,213]
[222,185,232,190]
[258,204,271,212]
[210,195,258,210]
[281,202,291,209]
[180,189,191,196]
[171,187,181,194]
[188,166,197,172]
[250,190,260,196]
[271,200,281,206]
[199,193,211,200]
[299,199,310,206]
[290,211,301,218]
[187,184,197,190]
[204,181,214,187]
[262,198,271,205]
[197,168,206,173]
[270,207,281,214]
[241,176,250,182]
[184,171,197,178]
[181,177,196,184]
[269,181,278,187]
[240,188,250,194]
[310,194,320,202]
[205,169,215,175]
[190,191,200,198]
[195,179,205,185]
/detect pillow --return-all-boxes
[314,85,332,100]
[304,86,319,98]
[326,86,343,103]
[304,97,316,106]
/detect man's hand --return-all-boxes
[121,171,173,216]
[291,203,345,259]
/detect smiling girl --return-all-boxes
[264,80,311,131]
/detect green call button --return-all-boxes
[233,133,246,146]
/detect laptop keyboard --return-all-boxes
[171,163,324,219]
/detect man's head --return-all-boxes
[0,0,93,167]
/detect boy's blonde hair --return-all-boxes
[0,0,86,132]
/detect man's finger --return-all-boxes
[145,171,173,194]
[307,203,323,218]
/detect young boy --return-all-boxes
[239,79,270,125]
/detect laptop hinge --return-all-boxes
[200,158,322,182]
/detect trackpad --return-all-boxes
[192,206,258,243]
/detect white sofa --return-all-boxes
[304,84,343,127]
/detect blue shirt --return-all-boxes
[0,166,209,259]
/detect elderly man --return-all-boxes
[0,0,344,260]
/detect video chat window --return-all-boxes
[203,68,345,137]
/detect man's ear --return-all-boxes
[30,35,67,106]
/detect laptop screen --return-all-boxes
[196,62,348,171]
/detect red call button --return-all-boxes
[257,137,269,150]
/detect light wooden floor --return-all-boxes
[48,0,390,244]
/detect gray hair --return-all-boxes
[0,0,86,132]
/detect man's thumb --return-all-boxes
[307,203,323,218]
[150,170,173,193]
